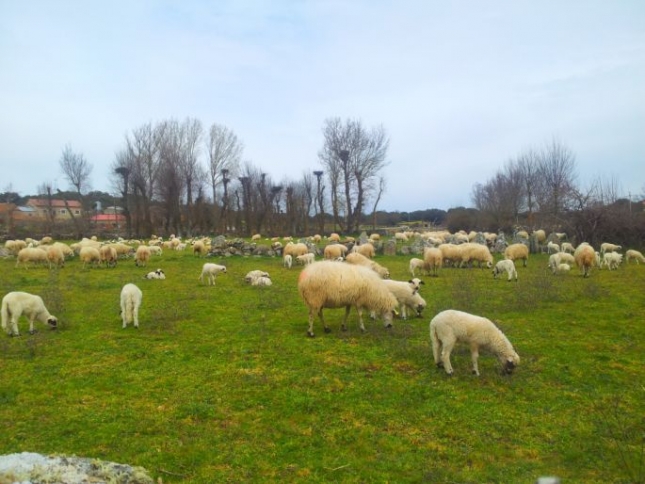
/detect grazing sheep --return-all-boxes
[134,245,151,267]
[283,242,309,259]
[99,245,118,268]
[546,241,560,254]
[423,247,443,276]
[1,291,58,336]
[79,246,101,269]
[504,243,529,267]
[251,233,262,241]
[296,253,315,266]
[601,252,623,270]
[561,242,575,254]
[457,243,493,268]
[192,240,208,257]
[430,309,520,376]
[120,283,142,329]
[323,243,348,260]
[574,242,596,277]
[626,249,645,264]
[45,245,66,269]
[283,254,293,269]
[143,269,166,280]
[382,279,427,319]
[298,260,398,337]
[15,247,48,269]
[408,277,424,293]
[409,257,426,277]
[438,243,462,267]
[148,245,163,256]
[199,263,227,285]
[352,242,376,258]
[345,252,390,278]
[328,233,341,242]
[492,259,518,282]
[556,263,571,273]
[600,242,622,255]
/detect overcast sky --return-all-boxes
[1,1,644,212]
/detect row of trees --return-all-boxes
[108,117,389,237]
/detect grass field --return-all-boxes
[1,245,644,483]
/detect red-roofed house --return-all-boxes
[90,213,126,230]
[25,198,83,220]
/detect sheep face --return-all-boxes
[47,317,58,329]
[414,302,426,318]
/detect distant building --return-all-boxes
[25,198,83,220]
[89,213,126,230]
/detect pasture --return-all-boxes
[1,245,644,483]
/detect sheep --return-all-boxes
[492,259,518,282]
[561,242,575,254]
[99,245,118,268]
[192,240,208,257]
[1,291,58,336]
[15,247,48,269]
[298,260,398,337]
[457,243,493,269]
[199,263,227,286]
[548,253,575,274]
[46,244,65,269]
[408,277,424,293]
[430,309,520,376]
[600,242,622,255]
[245,270,270,283]
[574,242,596,277]
[135,245,151,267]
[250,275,272,286]
[423,247,443,276]
[283,254,293,269]
[148,245,163,256]
[532,229,546,244]
[546,241,560,254]
[601,252,623,271]
[382,279,427,319]
[345,252,390,278]
[296,253,315,266]
[283,242,309,259]
[323,243,348,260]
[504,243,529,267]
[251,233,262,241]
[556,263,571,273]
[143,269,166,280]
[352,242,376,258]
[120,283,142,329]
[626,249,645,264]
[438,243,462,267]
[328,233,341,242]
[79,246,101,269]
[409,257,426,277]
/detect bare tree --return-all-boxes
[111,149,133,237]
[318,117,389,233]
[370,176,386,230]
[59,144,93,196]
[516,148,541,228]
[206,124,243,214]
[536,138,577,224]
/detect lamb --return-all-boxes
[134,245,151,267]
[323,243,348,260]
[120,283,142,329]
[601,252,623,270]
[504,243,529,267]
[409,257,426,277]
[574,242,596,277]
[492,259,518,282]
[382,279,427,319]
[250,275,272,286]
[423,247,443,276]
[546,241,560,254]
[283,254,293,269]
[199,263,227,285]
[298,260,398,337]
[600,242,622,255]
[245,270,270,283]
[626,249,645,264]
[143,269,166,280]
[561,242,575,254]
[345,252,390,278]
[430,309,520,376]
[1,291,58,336]
[15,247,48,268]
[79,246,101,269]
[548,253,575,274]
[296,253,315,266]
[556,263,571,273]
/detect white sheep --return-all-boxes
[135,245,151,267]
[297,260,398,337]
[192,240,209,257]
[457,243,493,268]
[601,252,623,270]
[1,291,58,336]
[120,283,142,329]
[561,242,575,254]
[574,243,596,277]
[143,268,166,280]
[46,245,66,269]
[15,247,48,269]
[546,241,560,254]
[99,245,118,268]
[600,242,622,255]
[352,242,376,258]
[79,246,101,269]
[556,263,571,273]
[345,252,390,278]
[245,270,270,283]
[423,247,443,276]
[492,259,518,282]
[295,253,315,266]
[382,279,427,319]
[409,257,426,277]
[626,249,645,264]
[430,309,520,376]
[283,254,293,269]
[250,276,272,286]
[283,242,309,259]
[548,253,575,274]
[504,243,529,267]
[199,263,227,285]
[323,243,348,260]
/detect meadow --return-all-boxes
[0,243,644,483]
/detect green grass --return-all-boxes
[1,247,644,483]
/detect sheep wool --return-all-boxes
[298,260,398,337]
[430,309,519,376]
[574,243,596,278]
[1,291,58,336]
[120,283,143,329]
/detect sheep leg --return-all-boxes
[10,316,20,336]
[470,343,480,376]
[440,337,456,375]
[341,306,352,332]
[307,308,316,337]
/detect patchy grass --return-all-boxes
[1,248,644,483]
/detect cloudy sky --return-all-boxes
[1,1,644,212]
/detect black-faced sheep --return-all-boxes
[430,309,520,376]
[297,261,398,337]
[120,283,142,329]
[143,269,166,280]
[1,291,58,336]
[382,279,426,319]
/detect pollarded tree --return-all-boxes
[59,144,93,196]
[318,117,389,233]
[206,123,243,212]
